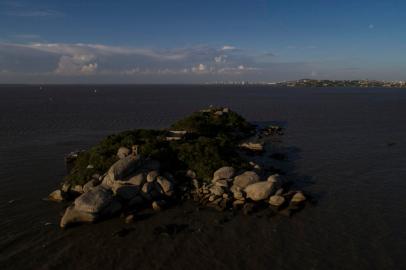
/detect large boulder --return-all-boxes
[245,181,275,201]
[114,185,140,201]
[60,205,96,228]
[156,176,174,196]
[233,171,260,189]
[107,155,139,181]
[83,179,99,193]
[74,186,114,213]
[267,174,283,189]
[269,195,285,207]
[48,189,64,202]
[290,191,306,204]
[117,147,131,159]
[60,186,122,228]
[126,172,146,186]
[213,167,235,181]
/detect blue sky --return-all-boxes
[0,0,405,83]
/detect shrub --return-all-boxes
[170,108,254,137]
[64,108,254,185]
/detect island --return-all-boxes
[48,107,307,228]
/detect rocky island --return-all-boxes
[48,107,307,228]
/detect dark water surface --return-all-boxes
[0,85,405,270]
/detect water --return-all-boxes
[0,85,405,270]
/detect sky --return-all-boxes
[0,0,405,83]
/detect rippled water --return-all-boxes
[0,85,405,270]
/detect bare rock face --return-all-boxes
[117,147,131,159]
[233,171,260,189]
[244,181,275,201]
[48,189,64,202]
[213,167,235,181]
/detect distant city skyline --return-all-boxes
[1,0,406,83]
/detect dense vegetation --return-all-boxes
[64,108,255,186]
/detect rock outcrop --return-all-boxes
[60,186,122,228]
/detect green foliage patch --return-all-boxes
[64,108,254,186]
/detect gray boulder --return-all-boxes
[83,179,99,193]
[234,171,260,189]
[74,186,114,213]
[107,155,139,181]
[114,185,140,201]
[117,147,131,159]
[245,181,275,201]
[213,167,235,181]
[60,205,96,228]
[60,186,122,228]
[126,172,146,186]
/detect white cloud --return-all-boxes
[0,42,273,81]
[221,45,237,51]
[192,63,207,73]
[55,54,97,75]
[80,63,98,74]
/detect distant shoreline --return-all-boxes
[0,79,405,88]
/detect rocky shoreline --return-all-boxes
[48,107,307,228]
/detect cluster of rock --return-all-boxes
[239,141,264,152]
[191,166,306,213]
[261,125,284,136]
[49,146,175,228]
